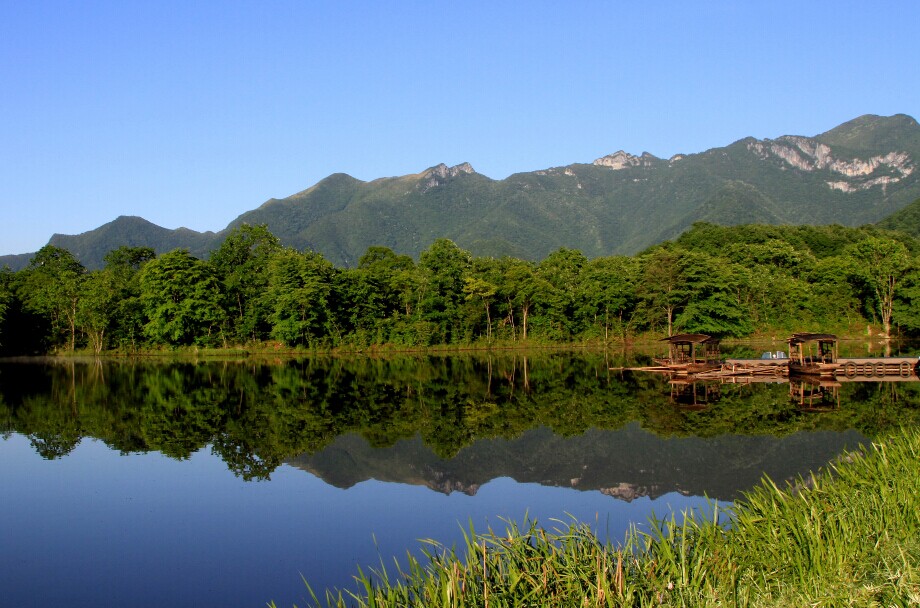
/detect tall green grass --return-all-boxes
[273,428,920,607]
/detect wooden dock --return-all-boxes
[620,332,918,381]
[623,356,919,381]
[836,357,919,379]
[723,358,788,370]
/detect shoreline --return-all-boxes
[3,329,911,361]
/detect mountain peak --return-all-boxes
[593,150,660,170]
[816,113,919,150]
[417,163,477,192]
[424,162,476,179]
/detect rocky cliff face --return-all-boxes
[592,150,661,170]
[591,133,915,195]
[746,136,915,193]
[420,162,476,191]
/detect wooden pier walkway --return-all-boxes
[625,357,919,381]
[836,357,918,379]
[621,333,919,381]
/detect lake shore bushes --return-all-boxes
[2,222,919,356]
[281,428,920,607]
[44,324,910,361]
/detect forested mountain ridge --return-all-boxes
[3,113,919,270]
[878,196,920,237]
[46,215,219,270]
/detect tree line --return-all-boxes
[0,222,918,354]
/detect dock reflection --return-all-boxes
[666,373,916,412]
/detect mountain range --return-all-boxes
[3,113,919,270]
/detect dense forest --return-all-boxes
[0,221,918,355]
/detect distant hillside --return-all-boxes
[47,216,219,270]
[0,252,33,272]
[2,113,919,270]
[877,197,920,237]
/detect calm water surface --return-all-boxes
[1,351,917,607]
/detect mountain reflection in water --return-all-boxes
[287,424,867,501]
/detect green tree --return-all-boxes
[893,261,920,334]
[741,267,814,332]
[17,245,86,351]
[264,249,337,347]
[77,248,154,354]
[354,248,422,322]
[463,275,498,340]
[418,239,472,344]
[576,256,640,341]
[139,249,226,346]
[499,257,543,341]
[725,239,816,274]
[76,271,117,354]
[674,252,753,338]
[0,267,12,343]
[534,248,587,340]
[807,255,862,328]
[340,246,418,343]
[637,246,689,337]
[209,224,282,343]
[103,246,155,350]
[845,237,913,337]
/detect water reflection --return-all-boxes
[2,353,919,490]
[668,377,843,412]
[668,379,722,409]
[287,424,866,501]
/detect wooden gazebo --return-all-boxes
[655,334,722,373]
[787,333,838,377]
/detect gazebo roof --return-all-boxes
[660,333,719,344]
[788,333,838,344]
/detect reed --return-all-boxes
[273,428,920,607]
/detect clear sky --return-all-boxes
[2,1,918,255]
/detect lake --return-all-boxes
[2,350,918,607]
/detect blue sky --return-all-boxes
[2,1,918,255]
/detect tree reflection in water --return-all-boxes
[1,352,918,493]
